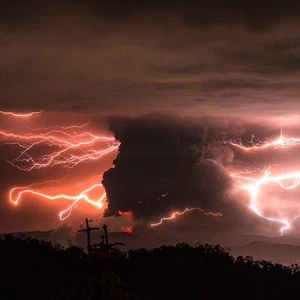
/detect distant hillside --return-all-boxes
[77,231,183,250]
[4,229,300,265]
[232,241,300,265]
[0,230,53,241]
[232,234,300,246]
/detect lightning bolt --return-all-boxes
[228,130,300,234]
[230,168,300,234]
[9,182,106,220]
[150,207,222,227]
[229,131,300,151]
[0,110,43,118]
[1,118,119,220]
[0,124,120,171]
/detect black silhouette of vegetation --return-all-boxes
[77,220,125,258]
[1,229,300,300]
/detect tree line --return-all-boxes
[1,222,300,299]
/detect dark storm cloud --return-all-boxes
[3,0,298,29]
[102,115,249,228]
[2,1,300,117]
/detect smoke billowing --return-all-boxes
[102,115,246,231]
[102,114,300,236]
[50,225,76,248]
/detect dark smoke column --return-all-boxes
[102,115,231,221]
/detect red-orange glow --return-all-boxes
[150,207,222,227]
[118,210,133,217]
[121,226,133,234]
[0,110,43,118]
[2,119,118,221]
[0,123,120,171]
[9,182,106,220]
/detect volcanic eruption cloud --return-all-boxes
[102,116,231,221]
[102,114,300,236]
[4,110,300,237]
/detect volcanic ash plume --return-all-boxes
[102,115,233,225]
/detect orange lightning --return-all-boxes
[0,110,43,118]
[9,183,106,220]
[0,124,120,171]
[150,207,222,227]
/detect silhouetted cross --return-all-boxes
[78,218,99,255]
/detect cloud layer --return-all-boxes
[2,1,300,117]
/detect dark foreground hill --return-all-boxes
[1,234,300,300]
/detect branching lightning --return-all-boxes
[1,119,119,220]
[228,131,300,234]
[150,207,222,227]
[0,124,120,171]
[229,131,300,151]
[230,167,300,234]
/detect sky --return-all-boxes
[2,1,300,238]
